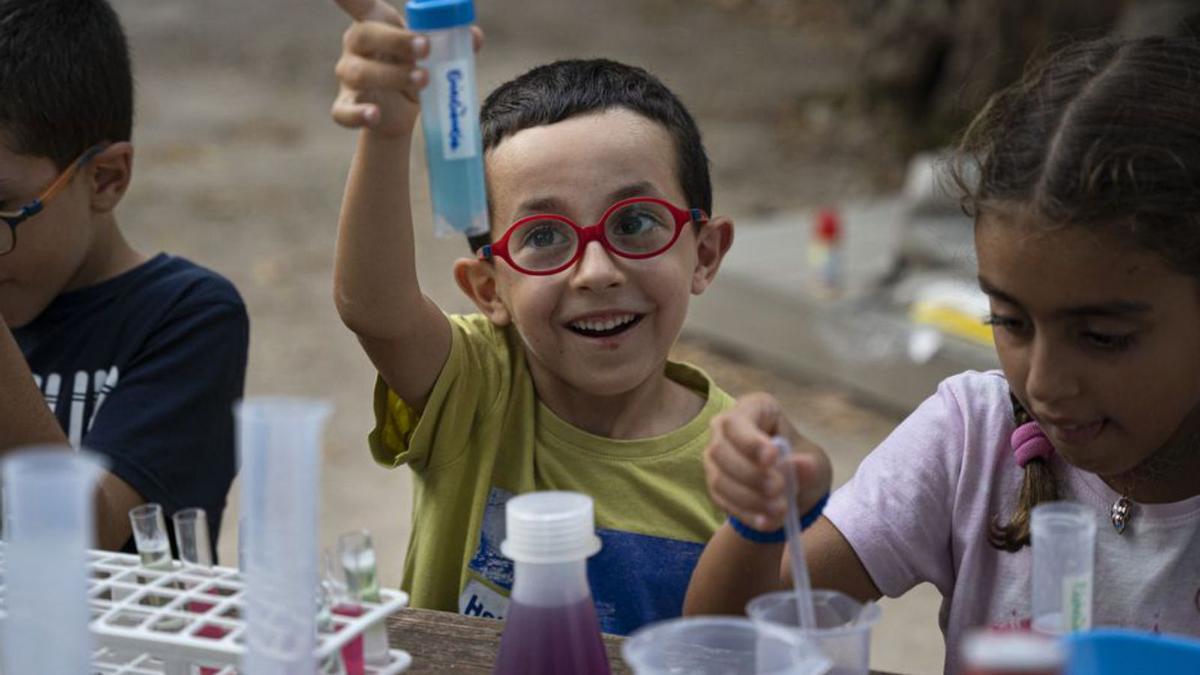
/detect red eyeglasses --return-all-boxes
[479,197,707,276]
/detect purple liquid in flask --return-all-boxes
[492,491,610,675]
[493,596,610,675]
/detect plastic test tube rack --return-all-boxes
[0,545,412,675]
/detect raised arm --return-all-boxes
[330,0,452,409]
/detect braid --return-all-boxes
[989,395,1059,551]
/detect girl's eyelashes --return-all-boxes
[984,313,1028,333]
[984,313,1138,352]
[1082,331,1137,352]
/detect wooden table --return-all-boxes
[386,607,903,674]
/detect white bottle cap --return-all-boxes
[500,491,602,564]
[961,629,1064,671]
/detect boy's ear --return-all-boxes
[88,142,133,213]
[691,215,734,295]
[453,257,512,326]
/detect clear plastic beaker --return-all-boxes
[1031,501,1096,634]
[622,616,832,675]
[747,589,882,675]
[173,507,213,570]
[129,503,172,570]
[1,446,105,675]
[236,397,332,675]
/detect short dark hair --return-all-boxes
[481,58,712,215]
[0,0,134,169]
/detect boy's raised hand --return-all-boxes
[331,0,484,137]
[331,0,428,136]
[704,393,833,533]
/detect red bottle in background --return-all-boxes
[809,207,843,296]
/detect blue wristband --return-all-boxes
[728,515,786,543]
[800,492,830,530]
[728,491,830,544]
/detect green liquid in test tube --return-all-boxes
[339,530,388,664]
[340,530,381,603]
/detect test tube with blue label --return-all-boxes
[406,0,490,240]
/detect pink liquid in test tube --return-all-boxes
[333,603,366,675]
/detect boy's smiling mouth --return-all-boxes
[566,312,643,338]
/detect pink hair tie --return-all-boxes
[1011,421,1054,468]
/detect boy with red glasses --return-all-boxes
[332,0,736,635]
[0,0,248,557]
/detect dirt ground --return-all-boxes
[114,0,942,671]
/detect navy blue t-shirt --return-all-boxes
[14,254,248,554]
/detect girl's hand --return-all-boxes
[704,393,833,532]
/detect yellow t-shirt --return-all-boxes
[370,314,732,635]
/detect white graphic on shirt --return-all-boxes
[69,371,88,445]
[90,367,119,433]
[32,366,119,446]
[45,373,61,412]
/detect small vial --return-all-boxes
[324,548,365,675]
[1031,501,1096,634]
[317,566,350,675]
[172,507,213,570]
[406,0,489,240]
[128,503,171,570]
[338,530,388,665]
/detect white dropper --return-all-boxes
[773,435,817,630]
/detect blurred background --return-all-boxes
[111,0,1199,672]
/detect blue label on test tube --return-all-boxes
[407,0,490,238]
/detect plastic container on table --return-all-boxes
[1064,629,1200,675]
[405,0,490,243]
[1031,501,1095,635]
[0,447,105,675]
[622,616,832,675]
[493,491,610,675]
[961,629,1064,675]
[747,589,881,675]
[236,396,331,675]
[2,547,413,674]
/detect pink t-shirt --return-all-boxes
[824,370,1200,673]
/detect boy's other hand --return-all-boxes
[704,393,833,533]
[332,0,427,136]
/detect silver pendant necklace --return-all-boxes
[1110,473,1140,535]
[1110,495,1133,534]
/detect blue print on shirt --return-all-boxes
[588,529,705,635]
[466,487,515,591]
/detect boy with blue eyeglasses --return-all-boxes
[330,0,769,635]
[0,0,248,555]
